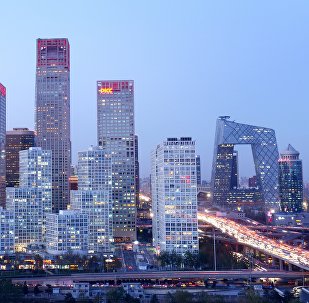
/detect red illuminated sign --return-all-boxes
[99,87,113,94]
[0,84,6,97]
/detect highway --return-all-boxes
[198,212,309,270]
[12,270,309,285]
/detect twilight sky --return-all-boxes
[1,1,309,180]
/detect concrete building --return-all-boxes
[279,144,303,212]
[211,116,280,212]
[97,80,136,242]
[46,210,88,255]
[0,83,6,207]
[35,38,71,212]
[196,155,201,186]
[151,137,199,254]
[70,146,113,254]
[0,207,14,254]
[6,128,36,188]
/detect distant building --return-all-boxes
[279,144,303,213]
[196,155,201,186]
[69,175,78,191]
[0,207,14,254]
[0,83,6,207]
[70,146,113,254]
[35,38,71,212]
[211,117,280,211]
[6,128,36,188]
[151,137,199,254]
[46,210,88,255]
[249,176,257,188]
[97,80,136,242]
[231,151,239,189]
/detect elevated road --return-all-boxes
[198,213,309,270]
[12,270,309,285]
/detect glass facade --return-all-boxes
[6,128,36,188]
[0,83,6,207]
[211,117,280,211]
[35,39,71,212]
[279,145,303,213]
[97,80,136,243]
[151,137,199,255]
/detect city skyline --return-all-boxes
[1,1,309,180]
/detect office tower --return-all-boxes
[211,116,280,211]
[151,137,199,254]
[279,145,303,212]
[135,135,140,208]
[71,146,113,254]
[0,83,6,207]
[6,188,43,251]
[35,38,71,212]
[69,175,78,190]
[249,176,257,188]
[97,80,136,242]
[196,155,201,186]
[19,147,52,218]
[6,128,36,188]
[0,207,14,254]
[231,151,239,189]
[46,210,88,255]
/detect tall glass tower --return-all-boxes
[0,83,6,207]
[279,145,303,213]
[97,80,136,243]
[35,38,71,212]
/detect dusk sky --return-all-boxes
[1,1,309,180]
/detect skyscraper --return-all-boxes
[211,116,280,212]
[70,146,113,254]
[0,83,6,207]
[279,144,303,213]
[196,155,201,186]
[151,137,199,255]
[97,80,136,243]
[6,128,36,188]
[35,38,71,212]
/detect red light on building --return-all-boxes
[0,84,6,97]
[98,87,113,94]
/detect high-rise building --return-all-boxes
[231,151,239,189]
[35,38,71,212]
[97,80,136,243]
[196,155,201,186]
[211,116,280,212]
[279,145,303,213]
[0,83,6,207]
[6,188,43,251]
[0,207,14,255]
[151,137,199,255]
[46,210,88,255]
[71,146,113,254]
[249,176,257,188]
[135,135,140,208]
[6,128,36,188]
[19,147,52,219]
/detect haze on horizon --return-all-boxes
[1,1,309,181]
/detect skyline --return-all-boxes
[1,1,309,180]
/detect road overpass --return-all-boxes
[12,270,309,285]
[198,212,309,270]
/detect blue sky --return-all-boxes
[1,1,309,180]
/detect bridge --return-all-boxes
[198,212,309,271]
[12,270,309,285]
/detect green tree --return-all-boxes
[195,292,225,303]
[168,290,193,303]
[22,281,28,295]
[64,292,76,303]
[150,294,159,303]
[0,279,23,303]
[106,287,126,303]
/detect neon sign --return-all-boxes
[99,87,113,94]
[0,84,6,97]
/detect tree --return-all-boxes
[106,288,126,303]
[0,279,23,302]
[34,284,41,295]
[64,293,76,303]
[34,254,43,271]
[168,290,193,303]
[150,294,159,303]
[22,281,28,295]
[45,284,52,296]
